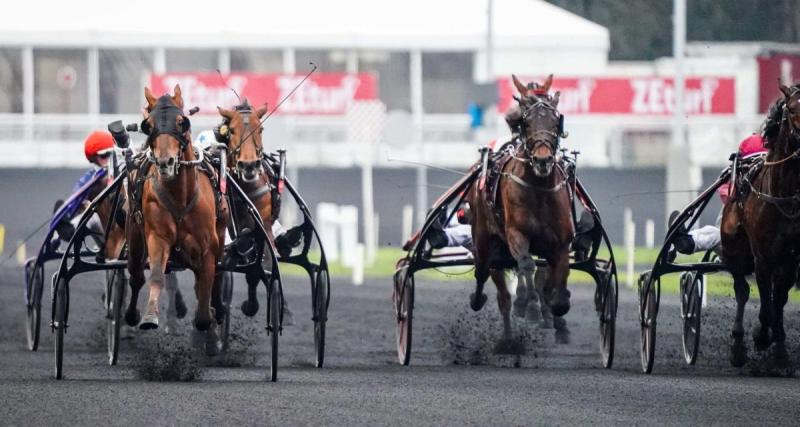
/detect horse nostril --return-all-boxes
[167,157,175,166]
[237,161,245,170]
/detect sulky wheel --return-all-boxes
[394,269,414,366]
[597,272,617,369]
[268,278,282,382]
[220,272,234,353]
[680,271,703,365]
[638,273,658,374]
[53,277,68,380]
[25,262,44,352]
[106,269,126,365]
[313,268,330,368]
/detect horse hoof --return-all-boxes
[525,304,542,323]
[194,316,212,332]
[550,301,571,317]
[174,292,187,319]
[770,342,789,363]
[554,329,571,344]
[139,314,159,330]
[165,318,181,336]
[206,328,221,357]
[470,292,488,312]
[752,326,771,352]
[493,338,525,355]
[240,299,259,317]
[730,343,748,367]
[540,317,554,329]
[125,310,141,327]
[512,298,527,318]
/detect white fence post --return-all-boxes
[401,205,413,244]
[352,243,365,286]
[624,208,636,288]
[316,203,340,263]
[645,219,655,249]
[339,205,359,267]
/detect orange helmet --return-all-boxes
[84,130,114,161]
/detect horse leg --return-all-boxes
[240,272,260,316]
[470,261,490,312]
[490,269,520,353]
[546,250,572,317]
[535,268,554,329]
[523,269,542,323]
[140,236,170,330]
[164,273,181,335]
[752,260,773,351]
[512,269,529,318]
[769,264,794,363]
[192,253,216,332]
[729,273,750,367]
[125,266,145,327]
[211,270,225,324]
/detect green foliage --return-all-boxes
[545,0,800,60]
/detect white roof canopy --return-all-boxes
[2,0,608,51]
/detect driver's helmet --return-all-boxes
[84,130,114,161]
[194,130,216,151]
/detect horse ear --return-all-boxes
[172,84,184,108]
[512,74,528,96]
[551,91,560,108]
[255,103,268,119]
[779,83,793,98]
[217,106,235,120]
[543,74,553,92]
[144,87,157,110]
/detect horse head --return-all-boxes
[779,82,800,150]
[216,99,268,183]
[512,74,562,178]
[142,85,191,180]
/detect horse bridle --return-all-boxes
[514,98,562,165]
[764,88,800,167]
[218,104,264,170]
[141,95,200,172]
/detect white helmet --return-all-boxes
[194,130,216,150]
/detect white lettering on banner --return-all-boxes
[279,76,362,114]
[161,75,248,111]
[631,78,720,114]
[557,79,595,113]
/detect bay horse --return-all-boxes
[125,85,228,346]
[469,75,573,349]
[215,100,278,318]
[721,82,800,366]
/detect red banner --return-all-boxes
[498,76,736,115]
[758,55,800,113]
[149,73,377,115]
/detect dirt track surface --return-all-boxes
[1,265,799,425]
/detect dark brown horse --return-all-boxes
[721,82,800,366]
[469,75,573,348]
[215,100,277,317]
[125,85,228,341]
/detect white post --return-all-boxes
[624,208,636,288]
[15,240,26,265]
[87,47,100,116]
[316,203,340,262]
[401,205,413,243]
[486,0,494,79]
[346,50,358,74]
[339,205,359,267]
[282,47,296,74]
[22,46,34,145]
[410,49,427,228]
[153,47,166,74]
[362,148,376,265]
[352,243,365,286]
[666,0,695,218]
[218,48,231,74]
[645,219,655,249]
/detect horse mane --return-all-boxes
[762,97,785,146]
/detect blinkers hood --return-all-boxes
[141,95,191,148]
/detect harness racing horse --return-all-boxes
[215,100,278,318]
[721,82,800,367]
[469,76,573,350]
[125,85,228,352]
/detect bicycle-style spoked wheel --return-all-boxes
[107,269,126,365]
[598,272,617,369]
[268,278,282,382]
[680,271,703,365]
[26,262,44,351]
[638,273,658,374]
[313,268,329,368]
[394,270,414,366]
[53,277,68,380]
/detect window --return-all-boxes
[359,51,410,112]
[99,49,154,114]
[34,49,88,114]
[0,49,23,113]
[422,52,473,114]
[231,49,283,72]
